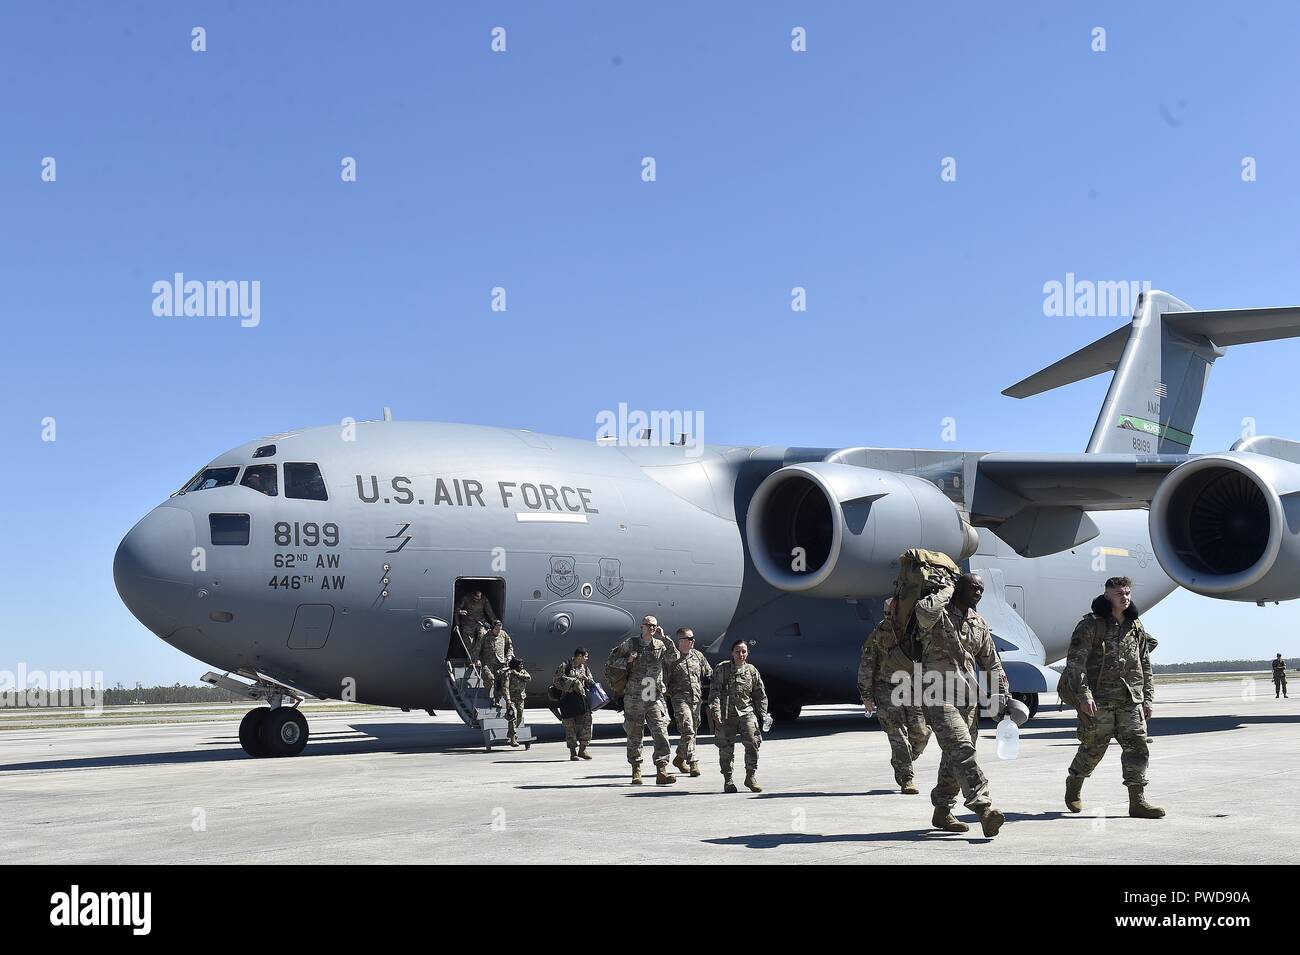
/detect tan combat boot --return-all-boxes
[1128,787,1166,819]
[900,779,920,795]
[723,776,738,794]
[672,755,689,775]
[631,765,643,785]
[689,760,701,778]
[744,771,762,792]
[1065,775,1084,813]
[656,767,677,786]
[931,806,970,833]
[577,745,591,760]
[508,736,519,748]
[977,806,1005,838]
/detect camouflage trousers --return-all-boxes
[715,714,761,777]
[563,711,593,748]
[1068,702,1149,788]
[875,691,931,786]
[671,697,704,762]
[474,654,501,700]
[624,698,672,769]
[1275,673,1288,697]
[923,702,991,813]
[506,692,527,739]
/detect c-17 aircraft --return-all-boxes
[115,290,1300,757]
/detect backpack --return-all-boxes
[604,646,630,696]
[892,548,960,638]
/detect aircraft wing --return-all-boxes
[972,453,1187,557]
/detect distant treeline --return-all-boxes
[1152,658,1297,674]
[0,683,249,708]
[101,683,247,705]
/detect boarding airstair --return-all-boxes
[444,629,534,752]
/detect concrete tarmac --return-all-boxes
[1,677,1295,864]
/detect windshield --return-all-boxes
[181,466,240,492]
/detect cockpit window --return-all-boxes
[210,513,250,546]
[253,444,277,458]
[241,464,278,496]
[182,467,240,493]
[284,463,328,501]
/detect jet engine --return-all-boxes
[745,462,978,598]
[1150,451,1300,601]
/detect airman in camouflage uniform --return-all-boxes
[457,589,496,653]
[553,648,594,760]
[708,639,768,793]
[858,598,930,793]
[1062,576,1164,819]
[914,572,1008,837]
[499,657,531,747]
[668,628,713,778]
[1273,653,1289,699]
[473,619,513,701]
[608,615,679,785]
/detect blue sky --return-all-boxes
[3,2,1299,682]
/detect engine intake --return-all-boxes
[1150,452,1300,601]
[745,463,977,598]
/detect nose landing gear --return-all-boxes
[239,706,310,758]
[202,670,313,758]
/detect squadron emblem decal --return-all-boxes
[596,557,624,598]
[546,555,578,596]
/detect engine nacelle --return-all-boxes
[1150,451,1300,601]
[745,462,978,598]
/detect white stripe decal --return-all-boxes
[515,513,589,524]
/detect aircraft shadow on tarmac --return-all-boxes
[1020,712,1300,741]
[3,709,1295,773]
[703,811,1076,848]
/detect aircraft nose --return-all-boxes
[114,505,197,637]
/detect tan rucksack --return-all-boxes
[604,644,630,696]
[893,548,961,638]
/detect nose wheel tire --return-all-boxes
[238,708,269,758]
[258,707,310,757]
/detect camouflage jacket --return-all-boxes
[1064,597,1153,707]
[553,661,593,695]
[458,593,496,626]
[708,661,767,724]
[611,635,679,702]
[474,629,514,668]
[500,666,531,698]
[667,648,713,704]
[1273,658,1287,678]
[857,618,920,701]
[914,582,1008,705]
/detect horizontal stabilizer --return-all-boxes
[1165,306,1300,347]
[1002,327,1129,399]
[1005,304,1300,400]
[1005,291,1300,454]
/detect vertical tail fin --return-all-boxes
[1085,291,1204,453]
[1004,291,1300,453]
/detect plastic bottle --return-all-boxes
[995,715,1020,760]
